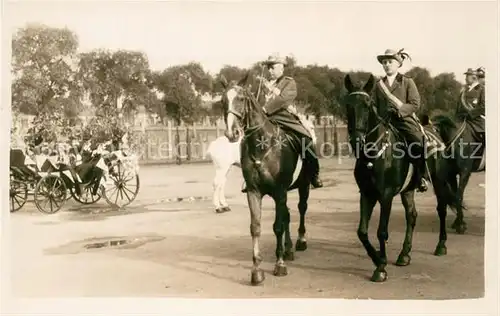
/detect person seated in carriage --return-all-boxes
[240,53,323,192]
[373,48,429,192]
[456,68,485,149]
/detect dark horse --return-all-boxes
[428,113,485,234]
[343,74,463,282]
[220,73,313,285]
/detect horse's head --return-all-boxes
[219,72,255,142]
[343,74,376,148]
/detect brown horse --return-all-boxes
[220,72,315,285]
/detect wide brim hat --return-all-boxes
[476,67,485,78]
[377,49,404,66]
[261,53,288,66]
[464,68,478,76]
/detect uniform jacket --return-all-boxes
[373,73,421,118]
[260,75,311,137]
[263,75,297,115]
[456,82,485,120]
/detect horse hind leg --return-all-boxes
[295,181,310,252]
[396,190,417,266]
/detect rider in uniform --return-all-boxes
[373,48,428,192]
[241,54,323,192]
[476,67,485,86]
[456,68,485,148]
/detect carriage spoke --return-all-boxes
[121,188,132,202]
[52,196,60,208]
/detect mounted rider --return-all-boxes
[476,67,485,86]
[241,53,323,192]
[373,48,429,192]
[456,68,485,148]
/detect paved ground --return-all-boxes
[8,158,485,299]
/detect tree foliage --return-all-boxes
[12,24,79,116]
[12,24,466,148]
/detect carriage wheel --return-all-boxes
[102,162,140,208]
[70,183,102,204]
[10,178,28,213]
[34,174,67,214]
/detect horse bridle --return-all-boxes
[347,91,384,142]
[227,88,265,137]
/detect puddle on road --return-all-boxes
[44,235,165,255]
[61,201,209,222]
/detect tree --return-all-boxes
[405,67,434,118]
[11,24,79,116]
[77,49,152,115]
[153,62,212,163]
[153,62,211,125]
[432,73,461,115]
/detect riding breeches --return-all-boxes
[391,115,425,159]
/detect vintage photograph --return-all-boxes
[2,0,497,312]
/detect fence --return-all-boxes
[131,123,350,165]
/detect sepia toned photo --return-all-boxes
[1,0,498,314]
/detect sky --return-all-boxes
[5,0,499,83]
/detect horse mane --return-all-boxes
[431,114,458,141]
[432,114,457,129]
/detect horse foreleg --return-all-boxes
[272,192,289,277]
[371,196,393,282]
[213,165,231,214]
[283,207,294,261]
[218,164,232,212]
[248,191,265,285]
[296,182,310,251]
[396,190,418,266]
[357,193,378,279]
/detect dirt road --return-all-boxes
[8,158,485,299]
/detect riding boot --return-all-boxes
[304,141,323,189]
[413,147,428,193]
[241,181,247,193]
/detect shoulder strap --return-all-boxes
[377,80,403,108]
[460,88,473,110]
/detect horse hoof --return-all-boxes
[295,239,307,251]
[370,270,388,283]
[250,269,265,285]
[273,264,288,277]
[215,207,231,214]
[395,254,411,266]
[283,250,295,261]
[455,223,467,234]
[434,246,447,256]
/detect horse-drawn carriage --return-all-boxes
[9,141,140,214]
